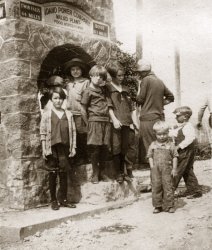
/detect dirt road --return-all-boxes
[1,159,212,250]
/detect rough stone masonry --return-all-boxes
[0,0,118,211]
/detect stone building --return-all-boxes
[0,0,118,210]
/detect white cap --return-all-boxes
[135,59,151,72]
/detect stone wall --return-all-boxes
[6,0,116,41]
[0,0,118,210]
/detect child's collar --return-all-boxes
[176,121,188,128]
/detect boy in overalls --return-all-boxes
[147,121,178,213]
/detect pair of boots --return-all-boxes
[91,161,110,184]
[49,171,76,210]
[115,154,134,184]
[116,169,133,183]
[90,146,111,184]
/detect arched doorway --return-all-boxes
[37,43,96,109]
[37,43,96,90]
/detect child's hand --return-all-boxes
[133,122,139,132]
[42,151,47,160]
[171,169,177,177]
[113,118,122,129]
[69,148,76,158]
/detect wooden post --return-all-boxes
[136,0,143,60]
[175,47,181,107]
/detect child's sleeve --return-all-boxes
[71,114,77,150]
[147,142,154,159]
[105,87,113,109]
[81,88,91,107]
[179,123,196,149]
[40,112,47,141]
[170,143,179,158]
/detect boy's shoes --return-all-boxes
[168,207,175,213]
[187,192,202,199]
[174,190,190,198]
[91,175,99,184]
[124,175,133,182]
[117,174,124,183]
[51,200,60,210]
[153,207,162,214]
[60,200,76,208]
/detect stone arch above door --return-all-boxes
[37,43,96,90]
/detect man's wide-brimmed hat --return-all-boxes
[134,59,151,72]
[63,58,88,74]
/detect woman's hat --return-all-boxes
[47,76,63,86]
[63,58,88,74]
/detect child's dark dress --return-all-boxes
[106,83,136,173]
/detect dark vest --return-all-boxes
[175,127,195,149]
[51,111,69,146]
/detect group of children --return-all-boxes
[40,58,202,212]
[40,58,138,210]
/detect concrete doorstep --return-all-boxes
[0,170,151,243]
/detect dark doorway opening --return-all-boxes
[37,43,95,90]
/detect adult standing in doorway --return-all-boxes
[135,59,174,166]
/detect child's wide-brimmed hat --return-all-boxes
[47,75,64,86]
[63,58,88,74]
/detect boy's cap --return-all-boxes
[134,59,151,72]
[47,76,63,86]
[64,58,88,74]
[173,106,192,117]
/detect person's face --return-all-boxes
[176,114,186,123]
[155,130,169,143]
[91,75,105,87]
[51,92,64,109]
[70,66,82,78]
[115,70,125,84]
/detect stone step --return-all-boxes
[66,165,151,203]
[0,170,151,243]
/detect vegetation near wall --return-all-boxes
[115,42,138,101]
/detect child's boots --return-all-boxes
[91,163,100,184]
[99,161,111,182]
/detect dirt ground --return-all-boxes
[1,159,212,250]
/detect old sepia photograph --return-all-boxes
[0,0,211,249]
